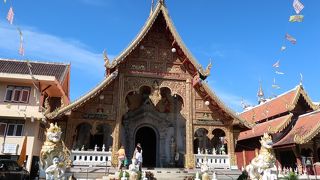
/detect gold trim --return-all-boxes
[201,82,253,128]
[46,70,118,119]
[290,85,317,111]
[268,113,293,133]
[294,121,320,144]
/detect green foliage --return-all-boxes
[118,171,129,178]
[282,172,298,180]
[237,171,248,180]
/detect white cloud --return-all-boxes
[0,22,107,74]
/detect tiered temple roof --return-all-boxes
[238,84,319,145]
[46,1,252,128]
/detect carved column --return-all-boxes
[111,74,124,166]
[185,78,194,168]
[227,126,236,166]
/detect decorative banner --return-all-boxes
[285,33,297,44]
[7,6,14,24]
[289,15,304,22]
[275,71,285,75]
[272,60,280,68]
[293,0,304,14]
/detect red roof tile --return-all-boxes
[238,114,293,141]
[0,59,69,83]
[240,88,298,123]
[274,110,320,146]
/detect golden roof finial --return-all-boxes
[198,58,212,80]
[103,49,111,68]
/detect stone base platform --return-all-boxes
[66,167,242,180]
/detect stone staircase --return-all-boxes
[67,167,242,180]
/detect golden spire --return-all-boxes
[257,80,265,104]
[103,49,111,68]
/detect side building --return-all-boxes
[0,59,70,175]
[236,84,320,173]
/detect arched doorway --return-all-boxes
[135,126,157,167]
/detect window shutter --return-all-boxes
[20,90,30,103]
[0,123,6,136]
[13,89,21,102]
[5,89,13,101]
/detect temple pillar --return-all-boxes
[111,74,124,166]
[185,78,194,168]
[227,126,236,166]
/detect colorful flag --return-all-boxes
[289,15,304,22]
[285,33,297,44]
[6,7,14,24]
[275,71,285,75]
[273,60,280,68]
[17,136,27,167]
[293,0,304,14]
[280,46,286,51]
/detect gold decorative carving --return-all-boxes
[159,48,172,61]
[149,80,162,105]
[124,77,186,99]
[140,46,156,60]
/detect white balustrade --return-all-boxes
[71,150,112,166]
[195,154,230,169]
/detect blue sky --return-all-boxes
[0,0,319,112]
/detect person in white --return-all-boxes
[135,147,142,171]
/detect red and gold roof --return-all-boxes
[240,85,317,123]
[274,110,320,147]
[238,113,293,141]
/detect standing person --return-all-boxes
[133,143,143,158]
[135,147,142,171]
[116,145,126,171]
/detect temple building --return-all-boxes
[46,0,251,168]
[0,59,70,176]
[236,84,320,172]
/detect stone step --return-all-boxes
[67,167,241,180]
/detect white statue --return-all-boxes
[45,157,65,180]
[212,148,216,155]
[197,147,201,154]
[94,144,98,151]
[212,171,217,180]
[246,133,277,180]
[102,144,106,152]
[121,170,127,180]
[40,123,71,180]
[201,159,210,180]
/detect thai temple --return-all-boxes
[45,0,251,168]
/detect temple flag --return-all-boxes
[285,33,297,44]
[280,46,286,51]
[275,71,285,75]
[6,6,14,24]
[293,0,304,14]
[289,15,304,22]
[17,135,27,167]
[273,60,280,68]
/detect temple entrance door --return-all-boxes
[135,126,156,167]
